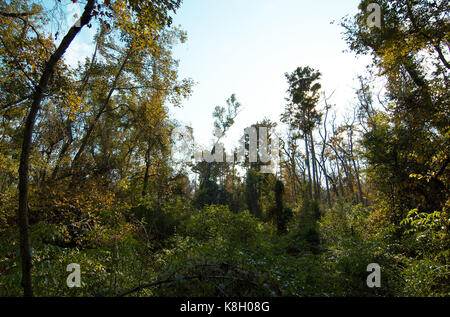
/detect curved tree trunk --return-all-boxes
[17,0,96,297]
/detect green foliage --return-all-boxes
[318,200,404,296]
[283,200,321,255]
[398,206,450,296]
[132,197,190,246]
[0,225,155,296]
[402,209,449,258]
[400,257,450,297]
[0,0,448,298]
[150,205,329,297]
[185,205,267,246]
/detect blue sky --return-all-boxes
[169,0,372,148]
[60,0,372,150]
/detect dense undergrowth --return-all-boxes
[1,197,448,297]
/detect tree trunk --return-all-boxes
[304,133,312,200]
[309,132,320,200]
[335,159,345,197]
[142,148,151,197]
[17,0,95,297]
[319,157,332,207]
[72,53,130,168]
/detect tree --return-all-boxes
[270,180,292,234]
[281,66,323,201]
[193,95,241,208]
[343,1,449,284]
[16,0,96,297]
[343,0,449,222]
[6,0,182,297]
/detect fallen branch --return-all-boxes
[117,275,261,297]
[0,11,37,18]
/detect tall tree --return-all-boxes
[7,0,182,297]
[281,66,323,201]
[343,0,449,262]
[17,0,96,297]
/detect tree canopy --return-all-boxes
[0,0,448,298]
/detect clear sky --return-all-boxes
[60,0,372,150]
[168,0,372,149]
